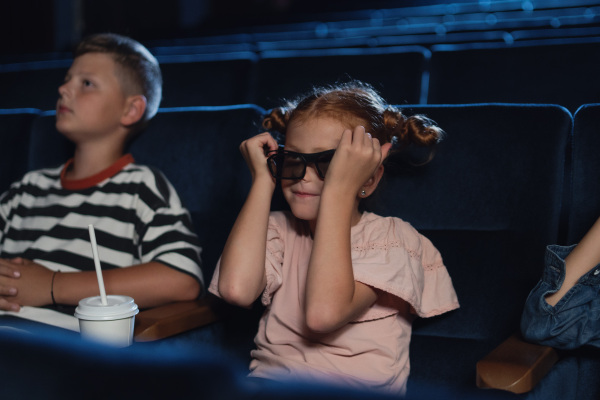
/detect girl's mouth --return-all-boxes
[293,191,318,198]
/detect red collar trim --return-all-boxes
[60,154,135,190]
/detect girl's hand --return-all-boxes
[239,132,279,183]
[324,126,390,196]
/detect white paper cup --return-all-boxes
[74,295,139,347]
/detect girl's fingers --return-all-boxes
[381,142,393,161]
[337,126,384,167]
[338,128,353,147]
[352,125,367,145]
[261,132,279,154]
[241,133,278,158]
[239,133,281,181]
[355,126,380,157]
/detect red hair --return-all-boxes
[262,81,443,153]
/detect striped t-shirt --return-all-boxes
[0,154,203,330]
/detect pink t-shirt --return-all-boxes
[209,211,459,395]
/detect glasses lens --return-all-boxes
[267,155,279,178]
[315,152,335,179]
[281,154,306,179]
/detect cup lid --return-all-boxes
[74,295,139,321]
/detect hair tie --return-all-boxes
[51,270,61,307]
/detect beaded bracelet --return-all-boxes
[51,270,60,306]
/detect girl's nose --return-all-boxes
[303,164,321,181]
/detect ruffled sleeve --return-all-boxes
[350,213,459,322]
[207,261,221,298]
[208,211,286,303]
[261,212,286,306]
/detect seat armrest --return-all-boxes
[476,333,559,394]
[134,296,220,342]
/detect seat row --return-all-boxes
[2,37,599,113]
[149,0,600,51]
[1,102,599,398]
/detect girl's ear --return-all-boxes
[359,143,391,198]
[121,95,147,126]
[359,164,385,198]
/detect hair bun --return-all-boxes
[383,107,443,148]
[404,114,444,147]
[262,107,290,134]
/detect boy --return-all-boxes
[521,216,600,349]
[0,33,203,330]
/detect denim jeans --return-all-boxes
[521,244,600,350]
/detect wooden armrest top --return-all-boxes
[133,297,220,342]
[476,334,559,394]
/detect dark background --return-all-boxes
[0,0,478,58]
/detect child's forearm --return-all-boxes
[53,261,200,308]
[217,178,273,307]
[546,216,600,306]
[305,191,376,333]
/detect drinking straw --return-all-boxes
[88,224,108,305]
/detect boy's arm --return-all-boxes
[54,261,200,307]
[545,216,600,306]
[0,258,199,310]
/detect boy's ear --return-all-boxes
[121,95,147,126]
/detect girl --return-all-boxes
[209,82,459,395]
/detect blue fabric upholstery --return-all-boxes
[427,41,600,112]
[5,40,600,113]
[0,109,39,194]
[253,46,429,108]
[28,110,73,171]
[0,63,69,111]
[158,53,258,107]
[525,348,600,400]
[361,104,572,394]
[0,325,246,400]
[567,104,600,244]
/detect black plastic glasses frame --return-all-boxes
[267,148,336,180]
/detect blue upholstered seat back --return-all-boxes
[567,104,600,244]
[159,53,258,107]
[364,104,572,342]
[0,109,39,194]
[358,104,573,392]
[253,46,429,109]
[428,41,600,113]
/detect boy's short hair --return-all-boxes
[74,33,162,132]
